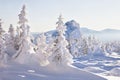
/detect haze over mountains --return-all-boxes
[81,27,120,41]
[81,27,120,34]
[32,20,120,42]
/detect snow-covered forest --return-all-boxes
[0,5,120,80]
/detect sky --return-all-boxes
[0,0,120,32]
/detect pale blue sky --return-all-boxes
[0,0,120,32]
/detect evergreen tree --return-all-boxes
[0,19,8,65]
[8,24,15,38]
[13,5,35,64]
[5,24,16,57]
[18,5,28,25]
[81,37,88,55]
[49,15,73,65]
[36,33,53,66]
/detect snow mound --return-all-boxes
[108,52,120,58]
[84,67,106,73]
[107,67,120,76]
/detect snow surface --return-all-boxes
[0,63,106,80]
[73,52,120,80]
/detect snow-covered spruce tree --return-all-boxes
[13,5,36,64]
[104,41,120,55]
[82,35,106,59]
[8,24,15,39]
[112,41,120,53]
[36,33,53,66]
[80,37,88,55]
[86,35,96,55]
[5,24,16,57]
[0,19,8,65]
[14,26,21,51]
[49,15,73,65]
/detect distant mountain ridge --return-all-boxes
[31,20,120,42]
[32,28,120,35]
[81,27,120,34]
[80,27,120,41]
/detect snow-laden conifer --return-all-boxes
[49,15,73,65]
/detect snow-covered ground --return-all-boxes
[1,52,120,80]
[0,53,120,80]
[0,63,106,80]
[73,52,120,80]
